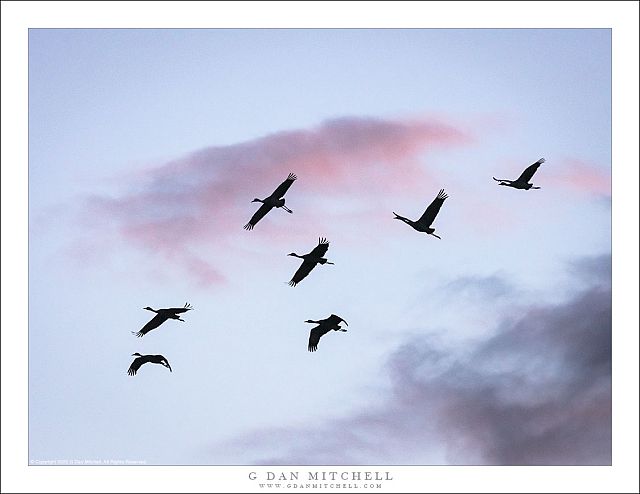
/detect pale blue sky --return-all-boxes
[29,28,611,465]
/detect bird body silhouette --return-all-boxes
[244,173,297,230]
[132,302,192,337]
[305,314,348,352]
[393,189,448,239]
[127,353,172,375]
[493,158,545,190]
[288,237,334,286]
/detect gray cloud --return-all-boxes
[566,254,611,288]
[227,255,611,465]
[442,274,517,301]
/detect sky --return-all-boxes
[28,28,612,465]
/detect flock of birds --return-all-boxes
[127,157,546,375]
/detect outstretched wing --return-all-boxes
[308,326,329,352]
[308,237,329,258]
[159,356,172,372]
[244,202,273,230]
[270,173,297,199]
[132,313,168,338]
[166,303,193,315]
[326,314,347,326]
[127,356,147,376]
[289,259,317,287]
[516,158,545,183]
[417,189,448,228]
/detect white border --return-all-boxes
[2,1,638,493]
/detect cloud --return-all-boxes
[548,159,611,197]
[227,255,611,465]
[82,116,470,285]
[442,274,516,301]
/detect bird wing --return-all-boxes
[158,355,172,372]
[270,173,297,199]
[289,259,317,286]
[133,313,168,337]
[417,189,448,228]
[516,158,545,183]
[326,314,347,326]
[167,308,189,314]
[166,304,192,314]
[308,237,329,258]
[244,202,273,230]
[127,356,148,376]
[308,326,330,352]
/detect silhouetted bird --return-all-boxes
[131,302,193,337]
[288,237,334,287]
[244,173,297,230]
[393,189,449,239]
[305,314,348,352]
[127,353,172,376]
[493,158,545,190]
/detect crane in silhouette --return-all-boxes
[493,158,545,190]
[393,189,449,239]
[288,237,334,287]
[127,353,172,376]
[305,314,348,352]
[244,173,297,230]
[131,302,193,337]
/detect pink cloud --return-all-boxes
[81,116,471,286]
[547,159,611,197]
